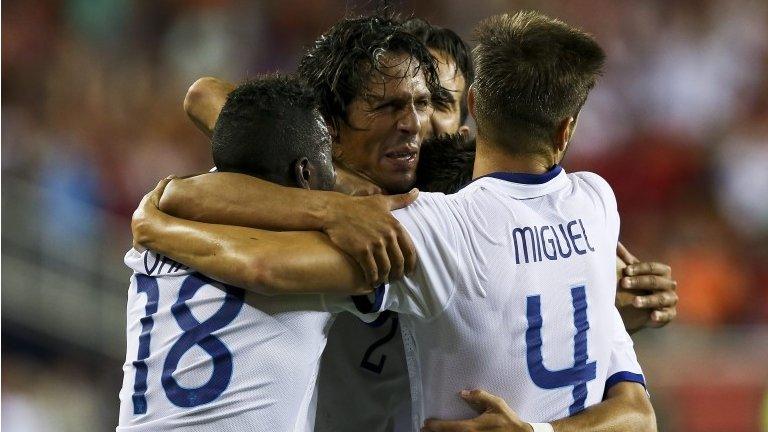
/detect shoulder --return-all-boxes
[568,171,617,212]
[391,191,452,221]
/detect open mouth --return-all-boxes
[385,150,417,161]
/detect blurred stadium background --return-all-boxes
[2,0,768,430]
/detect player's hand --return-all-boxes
[616,242,678,333]
[333,163,383,196]
[131,176,174,249]
[323,189,419,286]
[422,389,533,432]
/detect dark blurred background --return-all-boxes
[2,0,767,430]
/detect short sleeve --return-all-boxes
[319,284,387,324]
[604,306,646,398]
[573,172,620,246]
[321,192,460,322]
[379,192,462,320]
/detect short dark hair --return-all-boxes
[212,75,332,187]
[473,11,605,154]
[415,133,476,194]
[403,18,474,124]
[297,14,441,126]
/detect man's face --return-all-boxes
[334,52,432,193]
[425,48,467,139]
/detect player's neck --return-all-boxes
[472,136,556,179]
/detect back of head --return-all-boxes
[297,13,440,126]
[403,18,474,124]
[472,11,605,155]
[416,133,476,194]
[212,75,334,190]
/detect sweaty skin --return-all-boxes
[425,48,468,139]
[333,52,432,194]
[133,174,655,432]
[177,72,677,333]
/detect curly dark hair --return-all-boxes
[473,11,605,155]
[402,18,474,124]
[415,133,476,194]
[212,74,333,188]
[297,14,441,127]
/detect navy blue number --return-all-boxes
[162,274,245,407]
[526,285,596,415]
[360,312,399,374]
[132,274,160,415]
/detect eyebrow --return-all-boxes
[364,89,432,106]
[432,87,456,103]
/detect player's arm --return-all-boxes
[156,172,418,285]
[133,179,371,296]
[422,382,656,432]
[615,243,678,333]
[184,77,235,138]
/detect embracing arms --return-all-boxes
[158,172,417,286]
[134,179,372,295]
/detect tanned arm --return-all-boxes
[133,179,370,296]
[422,382,655,432]
[157,172,418,286]
[551,382,655,432]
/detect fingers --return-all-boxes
[355,247,379,287]
[616,242,639,265]
[626,290,679,309]
[387,188,419,210]
[620,274,677,292]
[648,307,677,327]
[386,231,406,280]
[371,239,391,286]
[460,389,506,413]
[624,262,672,277]
[422,419,474,432]
[147,176,176,207]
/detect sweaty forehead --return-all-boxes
[360,51,430,100]
[429,48,465,93]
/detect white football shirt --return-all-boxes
[314,311,411,432]
[118,249,370,432]
[377,167,645,428]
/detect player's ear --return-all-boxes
[293,157,312,190]
[554,117,575,153]
[458,125,471,139]
[467,84,477,121]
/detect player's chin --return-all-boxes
[378,170,417,194]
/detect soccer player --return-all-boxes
[118,76,395,431]
[160,13,674,431]
[129,11,652,430]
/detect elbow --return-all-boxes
[184,77,218,117]
[242,255,279,296]
[158,179,184,216]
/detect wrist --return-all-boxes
[313,191,345,232]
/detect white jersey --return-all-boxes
[377,167,645,428]
[118,250,369,432]
[315,311,411,432]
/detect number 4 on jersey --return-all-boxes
[526,285,596,415]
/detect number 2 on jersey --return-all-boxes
[526,285,596,415]
[360,312,399,374]
[131,273,245,414]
